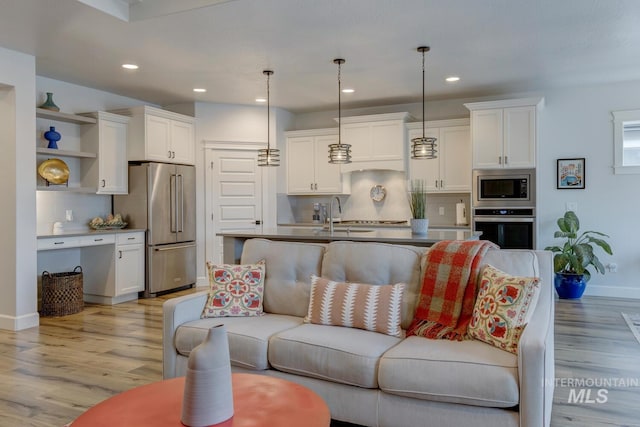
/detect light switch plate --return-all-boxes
[566,202,577,212]
[438,207,445,215]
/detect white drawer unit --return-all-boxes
[37,230,146,305]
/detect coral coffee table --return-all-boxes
[70,373,331,427]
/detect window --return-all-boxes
[613,109,640,174]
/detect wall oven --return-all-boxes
[472,169,536,249]
[473,208,536,249]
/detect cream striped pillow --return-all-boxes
[305,275,405,337]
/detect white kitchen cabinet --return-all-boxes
[113,106,195,165]
[286,129,350,195]
[37,231,145,304]
[81,111,129,194]
[408,119,471,193]
[464,98,543,169]
[115,232,145,296]
[339,112,410,172]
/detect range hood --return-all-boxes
[335,112,410,173]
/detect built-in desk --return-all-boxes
[37,229,145,305]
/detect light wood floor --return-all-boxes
[0,291,638,427]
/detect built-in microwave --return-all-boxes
[472,169,536,207]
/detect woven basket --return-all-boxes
[41,266,84,317]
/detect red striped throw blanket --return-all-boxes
[408,240,497,341]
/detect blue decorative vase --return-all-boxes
[44,126,61,149]
[554,273,587,299]
[39,92,60,112]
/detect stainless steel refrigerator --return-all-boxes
[114,162,196,296]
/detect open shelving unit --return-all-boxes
[36,108,96,125]
[36,108,98,193]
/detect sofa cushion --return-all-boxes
[468,264,540,354]
[378,336,519,407]
[321,241,424,329]
[241,238,325,317]
[202,260,265,317]
[175,314,303,370]
[269,323,402,388]
[305,275,405,337]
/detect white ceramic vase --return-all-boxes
[411,218,429,235]
[181,324,234,427]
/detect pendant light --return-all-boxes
[257,69,280,167]
[411,46,438,159]
[328,58,352,164]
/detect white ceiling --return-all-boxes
[1,0,640,112]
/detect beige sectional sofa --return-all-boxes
[163,238,554,427]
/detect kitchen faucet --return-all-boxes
[329,196,341,234]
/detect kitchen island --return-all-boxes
[219,227,481,264]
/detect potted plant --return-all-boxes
[408,179,428,234]
[545,210,612,299]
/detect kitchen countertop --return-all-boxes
[37,228,146,239]
[219,227,480,246]
[277,222,471,230]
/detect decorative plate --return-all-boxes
[38,158,70,184]
[370,185,387,202]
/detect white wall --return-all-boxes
[536,81,640,298]
[193,102,293,283]
[0,47,37,330]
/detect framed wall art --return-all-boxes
[557,158,585,189]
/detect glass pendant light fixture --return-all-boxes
[328,58,352,164]
[257,69,280,166]
[411,46,438,159]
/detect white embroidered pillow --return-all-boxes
[305,275,405,337]
[202,260,265,318]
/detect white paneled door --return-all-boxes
[206,149,263,265]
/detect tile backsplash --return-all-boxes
[280,170,470,226]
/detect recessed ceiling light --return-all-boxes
[193,88,207,93]
[255,97,267,103]
[122,64,139,70]
[445,76,460,82]
[342,88,355,93]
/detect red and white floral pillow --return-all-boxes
[201,260,265,318]
[468,264,540,354]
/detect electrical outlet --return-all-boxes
[566,202,577,212]
[606,263,618,273]
[438,207,445,216]
[65,210,73,221]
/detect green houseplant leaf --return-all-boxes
[544,210,613,281]
[408,179,427,219]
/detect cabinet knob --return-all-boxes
[440,180,444,188]
[310,183,313,190]
[118,250,123,259]
[435,180,438,188]
[168,150,172,158]
[172,151,176,158]
[314,183,318,190]
[504,156,508,164]
[498,156,502,165]
[101,179,106,188]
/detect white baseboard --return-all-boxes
[0,312,39,331]
[584,285,640,299]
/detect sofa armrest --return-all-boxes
[518,250,555,427]
[162,290,209,379]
